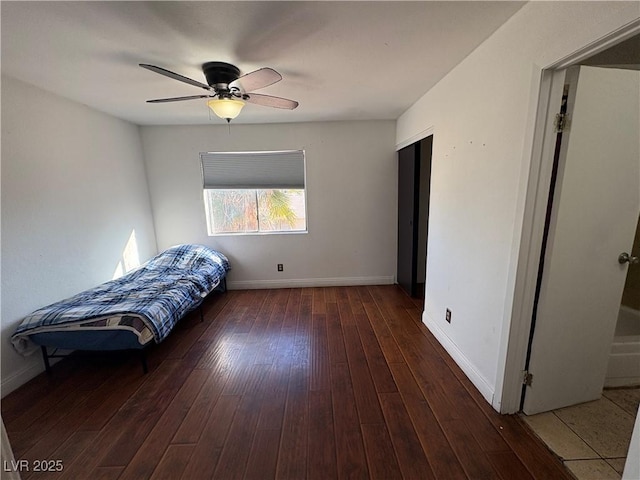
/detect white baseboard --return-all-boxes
[422,311,495,407]
[227,275,395,290]
[1,359,44,398]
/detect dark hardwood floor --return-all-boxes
[2,286,572,479]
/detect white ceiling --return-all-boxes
[1,1,526,126]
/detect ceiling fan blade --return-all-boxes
[243,93,298,110]
[146,95,211,103]
[231,68,282,92]
[140,64,211,91]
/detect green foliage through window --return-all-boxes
[204,189,306,234]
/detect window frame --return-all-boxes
[200,150,308,237]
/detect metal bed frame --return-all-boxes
[39,277,227,375]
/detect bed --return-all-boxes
[11,244,230,373]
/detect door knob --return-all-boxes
[618,252,640,265]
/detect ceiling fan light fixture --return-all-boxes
[207,98,245,122]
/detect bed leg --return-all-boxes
[140,350,148,374]
[41,346,52,375]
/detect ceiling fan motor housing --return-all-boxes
[202,62,241,87]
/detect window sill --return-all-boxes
[208,230,309,238]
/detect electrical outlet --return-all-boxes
[445,308,452,323]
[277,264,283,272]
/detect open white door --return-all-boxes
[523,66,640,414]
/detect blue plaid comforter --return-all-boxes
[11,244,230,354]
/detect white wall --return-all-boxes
[1,76,158,395]
[396,2,640,407]
[141,121,397,288]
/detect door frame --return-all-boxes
[497,19,640,414]
[396,141,421,297]
[396,135,433,298]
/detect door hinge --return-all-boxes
[554,112,568,133]
[523,371,533,387]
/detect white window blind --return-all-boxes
[200,150,305,189]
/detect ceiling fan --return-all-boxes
[140,62,299,122]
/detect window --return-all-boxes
[200,150,307,235]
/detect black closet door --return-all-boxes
[397,143,419,296]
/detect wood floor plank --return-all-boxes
[341,325,385,424]
[289,290,312,389]
[55,360,185,480]
[256,362,290,431]
[372,286,511,452]
[307,390,337,480]
[7,363,104,446]
[97,359,196,468]
[179,394,240,480]
[117,369,208,480]
[214,293,278,396]
[2,286,575,480]
[22,430,98,480]
[441,418,503,480]
[87,467,125,480]
[329,363,361,431]
[283,288,302,325]
[253,289,289,365]
[354,311,398,393]
[336,290,356,327]
[361,297,406,364]
[379,392,436,479]
[324,286,338,302]
[487,451,535,480]
[171,369,228,444]
[272,288,300,364]
[1,358,80,423]
[310,313,330,391]
[223,361,268,397]
[161,312,209,361]
[326,302,348,364]
[360,423,403,479]
[388,361,467,479]
[212,394,262,479]
[330,362,369,479]
[354,285,376,305]
[195,292,236,343]
[418,353,510,453]
[276,387,308,480]
[15,363,135,460]
[149,444,194,480]
[346,288,365,316]
[197,328,249,373]
[248,289,278,338]
[299,289,313,316]
[312,287,327,314]
[488,415,575,480]
[244,428,281,480]
[233,289,270,334]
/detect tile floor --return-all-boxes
[521,388,640,480]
